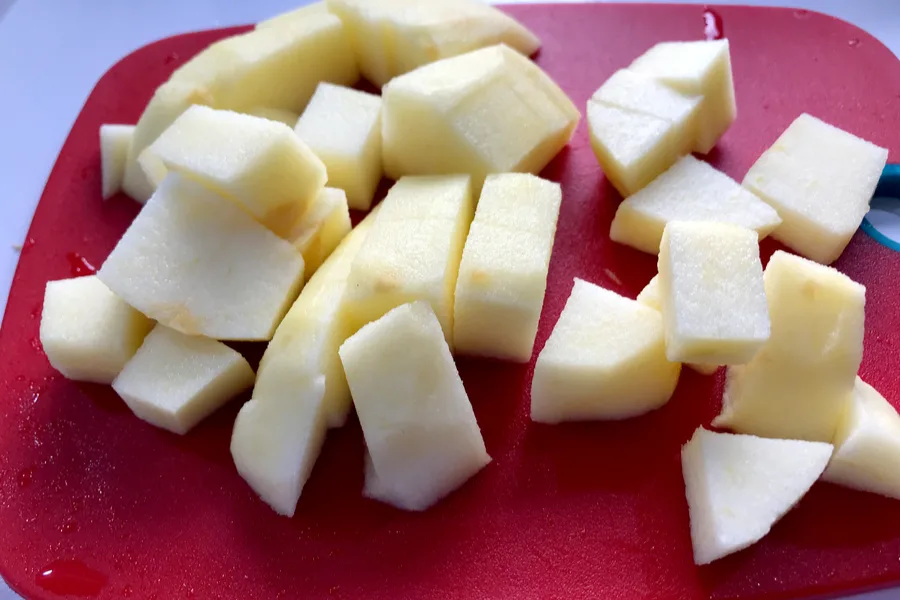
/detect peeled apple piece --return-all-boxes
[142,105,326,238]
[629,39,736,154]
[256,2,329,30]
[339,301,491,511]
[112,325,255,435]
[286,187,352,279]
[531,278,681,423]
[98,173,305,342]
[40,276,154,384]
[99,124,134,200]
[743,113,888,265]
[246,106,300,127]
[824,377,900,500]
[381,44,579,189]
[714,251,865,442]
[609,155,781,255]
[325,0,540,87]
[682,427,832,565]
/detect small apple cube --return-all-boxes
[256,2,328,30]
[40,276,153,384]
[295,83,383,210]
[112,325,255,435]
[531,278,681,423]
[382,45,579,189]
[343,175,474,344]
[610,155,781,254]
[98,173,305,341]
[714,251,865,442]
[636,276,718,376]
[339,301,491,511]
[142,106,326,238]
[743,114,888,264]
[658,221,770,365]
[286,187,352,279]
[682,427,832,565]
[823,377,900,499]
[630,40,736,154]
[246,106,299,127]
[587,70,700,196]
[325,0,540,87]
[453,174,561,361]
[100,124,134,200]
[231,374,328,516]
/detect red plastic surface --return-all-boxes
[1,4,899,599]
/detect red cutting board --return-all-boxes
[1,3,899,600]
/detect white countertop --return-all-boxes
[0,1,898,598]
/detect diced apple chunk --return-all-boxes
[339,301,490,511]
[246,106,299,127]
[98,173,305,341]
[587,70,700,196]
[39,276,153,384]
[325,0,540,87]
[142,106,326,238]
[714,251,865,442]
[610,155,781,254]
[100,124,134,200]
[295,83,383,210]
[531,278,681,423]
[256,2,328,30]
[743,114,888,264]
[454,174,561,361]
[630,40,736,154]
[343,175,474,344]
[636,276,718,376]
[682,427,832,565]
[112,325,255,435]
[823,377,900,499]
[286,187,352,279]
[658,222,769,365]
[382,45,579,189]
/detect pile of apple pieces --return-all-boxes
[43,0,581,517]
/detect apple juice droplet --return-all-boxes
[703,8,724,41]
[66,252,97,277]
[35,559,108,597]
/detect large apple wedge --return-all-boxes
[531,278,681,423]
[824,377,900,500]
[382,45,579,189]
[325,0,540,87]
[98,173,305,341]
[339,301,491,511]
[714,251,865,442]
[682,427,832,565]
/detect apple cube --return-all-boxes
[743,114,888,264]
[98,173,305,341]
[587,70,700,196]
[256,2,328,30]
[382,45,579,189]
[630,40,736,154]
[658,222,770,365]
[325,0,540,87]
[682,427,832,565]
[343,175,474,344]
[824,377,900,499]
[295,83,383,210]
[231,374,328,516]
[141,106,326,238]
[246,106,299,127]
[286,187,352,279]
[636,276,718,376]
[40,276,153,384]
[610,155,781,254]
[112,325,254,435]
[531,278,681,423]
[100,124,134,200]
[453,173,561,361]
[714,251,865,441]
[122,81,213,203]
[339,301,491,511]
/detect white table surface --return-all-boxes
[1,1,898,598]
